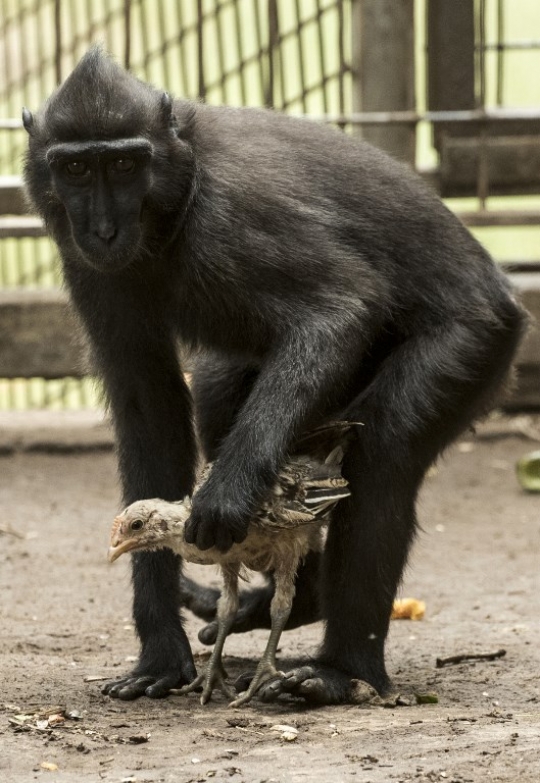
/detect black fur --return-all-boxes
[24,48,526,702]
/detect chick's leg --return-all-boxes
[230,562,296,707]
[173,565,239,704]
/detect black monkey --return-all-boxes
[23,48,525,704]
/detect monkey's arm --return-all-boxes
[185,317,365,552]
[65,264,198,698]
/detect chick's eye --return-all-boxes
[113,157,135,173]
[65,160,88,177]
[130,519,144,531]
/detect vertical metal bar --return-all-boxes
[36,0,49,101]
[476,2,488,209]
[337,0,345,126]
[139,0,152,77]
[478,0,486,107]
[124,0,132,69]
[314,0,329,114]
[267,0,279,108]
[353,0,416,162]
[0,0,8,108]
[214,0,229,103]
[156,0,172,88]
[293,0,307,112]
[233,0,247,105]
[276,1,286,110]
[54,0,62,84]
[6,0,29,409]
[176,0,190,96]
[197,0,206,100]
[32,6,48,294]
[427,0,476,111]
[85,0,95,47]
[252,0,266,104]
[496,0,505,105]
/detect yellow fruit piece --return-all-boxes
[391,598,426,620]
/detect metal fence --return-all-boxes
[1,0,540,408]
[1,0,351,175]
[1,0,352,408]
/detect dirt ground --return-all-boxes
[0,415,539,783]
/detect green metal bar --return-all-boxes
[293,0,307,112]
[233,0,247,105]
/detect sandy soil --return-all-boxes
[0,420,539,782]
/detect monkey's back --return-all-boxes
[176,100,516,349]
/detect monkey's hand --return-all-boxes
[185,486,252,552]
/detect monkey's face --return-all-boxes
[46,138,153,273]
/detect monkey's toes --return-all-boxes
[256,664,370,705]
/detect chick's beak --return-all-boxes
[107,537,140,563]
[108,516,140,563]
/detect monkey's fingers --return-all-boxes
[101,671,190,700]
[102,675,155,700]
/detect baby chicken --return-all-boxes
[108,422,357,706]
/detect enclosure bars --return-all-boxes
[3,0,540,227]
[124,0,132,70]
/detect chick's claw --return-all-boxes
[171,663,236,705]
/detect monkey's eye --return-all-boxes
[112,157,135,174]
[64,161,88,177]
[130,519,144,532]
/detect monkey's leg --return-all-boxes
[173,565,239,705]
[230,564,296,707]
[258,314,524,706]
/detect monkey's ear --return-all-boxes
[22,107,35,136]
[160,92,179,134]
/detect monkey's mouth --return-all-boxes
[71,227,142,273]
[79,245,136,274]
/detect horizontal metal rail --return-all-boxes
[458,211,540,227]
[4,107,540,132]
[0,216,46,239]
[478,41,540,51]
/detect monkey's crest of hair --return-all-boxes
[40,47,168,142]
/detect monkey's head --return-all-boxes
[23,47,194,273]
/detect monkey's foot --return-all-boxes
[101,635,197,700]
[171,662,236,705]
[229,661,281,707]
[254,665,382,706]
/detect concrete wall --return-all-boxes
[0,277,538,408]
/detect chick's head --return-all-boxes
[107,498,190,562]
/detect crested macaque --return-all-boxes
[23,48,525,704]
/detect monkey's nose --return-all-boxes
[94,220,117,244]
